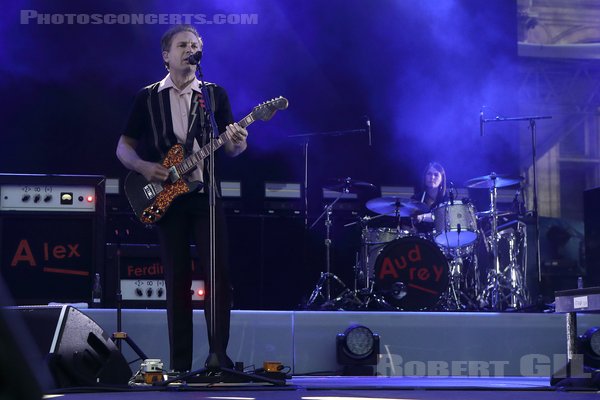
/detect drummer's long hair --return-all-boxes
[420,161,447,203]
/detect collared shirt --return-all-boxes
[158,74,203,183]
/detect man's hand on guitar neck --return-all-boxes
[224,123,248,157]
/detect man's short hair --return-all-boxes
[161,24,201,53]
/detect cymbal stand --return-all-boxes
[478,173,505,309]
[503,221,530,308]
[481,174,529,310]
[305,187,348,308]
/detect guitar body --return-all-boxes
[124,96,289,224]
[124,144,200,224]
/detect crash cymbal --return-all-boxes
[465,173,523,189]
[325,177,376,192]
[366,196,429,217]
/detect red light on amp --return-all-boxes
[191,280,205,300]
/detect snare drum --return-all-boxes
[432,200,478,248]
[373,236,449,310]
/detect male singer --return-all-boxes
[116,24,248,372]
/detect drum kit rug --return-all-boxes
[305,173,530,312]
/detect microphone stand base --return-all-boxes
[159,366,288,386]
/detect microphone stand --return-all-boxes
[159,60,284,386]
[288,127,369,230]
[481,113,552,285]
[110,228,148,362]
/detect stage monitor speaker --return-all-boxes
[9,305,132,388]
[0,174,105,305]
[0,277,53,399]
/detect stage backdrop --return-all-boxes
[0,0,519,192]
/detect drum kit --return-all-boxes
[306,173,530,312]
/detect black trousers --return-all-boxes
[156,192,231,372]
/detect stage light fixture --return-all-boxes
[336,324,380,375]
[579,326,600,369]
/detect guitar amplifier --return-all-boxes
[104,243,204,308]
[0,174,105,305]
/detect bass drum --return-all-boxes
[373,236,448,311]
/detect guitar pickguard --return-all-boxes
[139,144,191,224]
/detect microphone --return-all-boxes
[187,51,202,65]
[365,115,372,146]
[449,181,455,205]
[480,107,485,137]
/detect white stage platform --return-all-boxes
[83,309,600,377]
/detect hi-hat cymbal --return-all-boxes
[465,173,523,189]
[325,177,376,192]
[366,196,429,217]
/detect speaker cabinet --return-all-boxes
[10,305,132,388]
[585,187,600,286]
[0,174,105,305]
[104,243,204,308]
[227,214,320,310]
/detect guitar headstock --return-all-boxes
[251,96,289,121]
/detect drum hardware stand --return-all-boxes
[306,272,363,310]
[479,173,512,310]
[479,176,529,310]
[504,221,530,309]
[305,181,351,309]
[440,246,480,311]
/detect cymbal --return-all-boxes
[366,196,429,217]
[465,173,523,189]
[476,210,515,218]
[324,177,376,192]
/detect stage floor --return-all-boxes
[46,376,599,400]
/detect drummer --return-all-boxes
[412,161,448,232]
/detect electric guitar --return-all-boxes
[124,96,289,224]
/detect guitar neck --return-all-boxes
[178,113,255,175]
